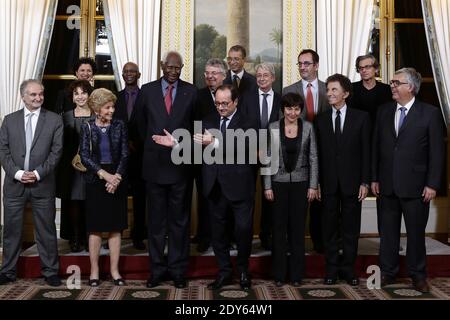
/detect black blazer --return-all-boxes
[239,88,281,129]
[224,70,257,97]
[315,108,371,196]
[80,119,128,183]
[135,78,197,184]
[194,87,216,121]
[372,100,445,197]
[201,110,257,201]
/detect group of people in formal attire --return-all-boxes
[0,45,444,294]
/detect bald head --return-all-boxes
[122,62,141,87]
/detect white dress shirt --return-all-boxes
[15,107,41,181]
[213,108,238,149]
[231,69,244,81]
[394,97,415,135]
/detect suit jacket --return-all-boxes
[0,108,63,197]
[315,108,371,196]
[202,110,257,201]
[263,118,319,190]
[239,88,281,129]
[135,78,197,184]
[372,100,444,197]
[194,87,216,121]
[282,79,330,119]
[224,70,257,97]
[80,119,128,183]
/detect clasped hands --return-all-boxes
[98,169,122,194]
[20,171,37,184]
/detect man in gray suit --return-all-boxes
[282,49,330,253]
[0,79,63,286]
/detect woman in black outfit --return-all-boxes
[80,88,128,286]
[263,93,319,287]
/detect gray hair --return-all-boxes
[255,62,275,76]
[395,67,422,95]
[205,58,227,77]
[161,51,184,66]
[20,79,44,97]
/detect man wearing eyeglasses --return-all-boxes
[282,49,330,254]
[224,45,257,97]
[348,54,392,125]
[371,68,445,293]
[192,58,228,253]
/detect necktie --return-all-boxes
[24,113,34,171]
[398,107,407,134]
[261,93,269,129]
[164,84,173,115]
[335,110,342,141]
[232,74,240,89]
[126,91,135,119]
[306,83,314,122]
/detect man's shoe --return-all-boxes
[196,241,210,253]
[413,279,430,293]
[173,277,187,289]
[323,277,337,285]
[207,275,232,290]
[146,277,163,288]
[274,280,284,287]
[346,277,360,286]
[133,240,146,250]
[381,275,396,287]
[45,275,62,287]
[0,274,15,285]
[239,272,251,290]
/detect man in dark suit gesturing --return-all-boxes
[0,80,63,286]
[372,68,444,293]
[136,52,197,289]
[194,85,257,290]
[315,74,371,286]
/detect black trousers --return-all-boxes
[208,182,254,277]
[379,194,429,281]
[322,188,361,279]
[309,199,323,250]
[259,179,273,242]
[146,180,190,279]
[271,181,308,282]
[193,165,210,243]
[130,176,147,242]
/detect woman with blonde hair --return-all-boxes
[80,88,128,286]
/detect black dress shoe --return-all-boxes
[323,277,337,285]
[239,272,251,290]
[173,277,187,289]
[0,274,15,285]
[88,279,100,287]
[346,278,360,286]
[207,275,232,290]
[113,278,126,286]
[147,277,163,288]
[381,275,396,287]
[70,240,82,253]
[274,281,284,287]
[133,240,146,250]
[413,279,430,293]
[291,280,302,287]
[45,275,62,287]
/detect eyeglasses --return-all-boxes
[357,64,374,71]
[204,71,222,77]
[389,80,409,87]
[215,101,232,108]
[296,61,315,67]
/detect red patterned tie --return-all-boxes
[165,84,173,115]
[306,83,314,121]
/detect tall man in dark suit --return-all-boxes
[240,62,281,250]
[224,45,257,97]
[194,85,257,290]
[315,74,371,286]
[193,58,228,253]
[113,62,146,250]
[371,68,444,293]
[0,80,63,286]
[282,49,330,253]
[136,52,197,289]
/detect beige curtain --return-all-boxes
[104,0,161,89]
[316,0,374,81]
[422,0,450,126]
[0,0,57,121]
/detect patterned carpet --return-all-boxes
[0,278,449,300]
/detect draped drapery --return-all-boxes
[316,0,374,81]
[0,0,57,121]
[422,0,450,126]
[104,0,161,90]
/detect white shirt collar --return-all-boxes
[396,97,415,113]
[231,70,245,79]
[332,104,347,116]
[222,108,237,122]
[258,88,273,96]
[302,78,319,91]
[24,106,41,117]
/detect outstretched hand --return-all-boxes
[152,129,176,147]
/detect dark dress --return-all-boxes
[56,111,94,240]
[79,119,128,233]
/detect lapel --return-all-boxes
[155,79,170,120]
[170,80,187,121]
[129,89,142,122]
[270,92,281,123]
[31,108,46,150]
[340,108,353,144]
[323,109,336,148]
[387,103,397,138]
[18,109,26,151]
[227,110,241,130]
[398,100,419,137]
